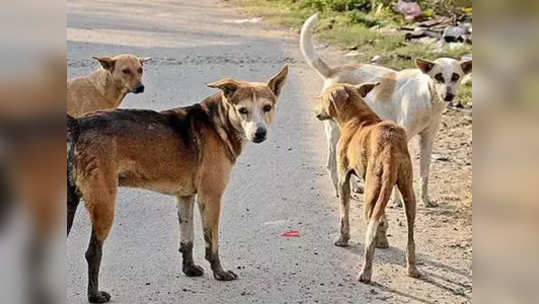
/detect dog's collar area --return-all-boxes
[214,101,244,162]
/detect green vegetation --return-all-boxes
[233,0,472,103]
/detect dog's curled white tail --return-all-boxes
[300,13,331,79]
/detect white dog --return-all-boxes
[301,14,472,207]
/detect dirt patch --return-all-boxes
[430,106,472,222]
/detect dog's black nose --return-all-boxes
[254,127,266,139]
[444,93,455,102]
[134,83,145,94]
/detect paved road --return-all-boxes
[67,1,472,303]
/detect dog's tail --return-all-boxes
[300,13,332,80]
[67,113,81,237]
[67,114,79,144]
[364,159,397,221]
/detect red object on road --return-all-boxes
[281,230,300,237]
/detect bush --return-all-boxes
[348,11,381,27]
[300,0,370,13]
[417,0,472,16]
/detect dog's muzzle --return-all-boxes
[315,112,329,120]
[132,83,145,94]
[252,127,267,143]
[444,93,455,102]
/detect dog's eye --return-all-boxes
[263,105,272,112]
[137,68,143,74]
[122,69,131,74]
[238,107,248,115]
[434,73,444,83]
[451,73,460,82]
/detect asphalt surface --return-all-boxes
[67,1,472,303]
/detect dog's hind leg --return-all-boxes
[358,215,381,283]
[397,164,421,278]
[361,169,390,249]
[177,195,204,277]
[334,170,351,247]
[419,120,441,208]
[324,120,340,197]
[359,164,394,283]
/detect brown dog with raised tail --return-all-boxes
[314,82,421,283]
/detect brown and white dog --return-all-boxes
[67,66,288,303]
[67,54,150,117]
[314,82,421,283]
[301,14,472,207]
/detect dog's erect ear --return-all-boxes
[355,82,380,98]
[139,57,152,65]
[93,56,116,72]
[416,58,435,74]
[207,78,241,100]
[328,87,349,117]
[330,86,349,105]
[460,60,472,75]
[267,65,288,97]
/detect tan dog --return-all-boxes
[67,66,288,303]
[67,54,150,117]
[314,82,421,283]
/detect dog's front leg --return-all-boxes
[334,164,351,247]
[86,229,111,303]
[198,195,237,281]
[324,120,340,197]
[177,195,204,277]
[419,122,441,208]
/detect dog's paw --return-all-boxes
[358,271,372,284]
[183,264,204,277]
[352,184,364,194]
[88,291,111,303]
[422,198,438,208]
[334,236,350,247]
[214,270,238,281]
[375,236,389,249]
[407,267,422,278]
[391,199,403,208]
